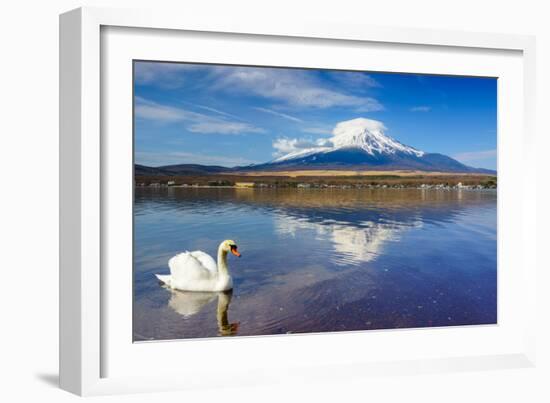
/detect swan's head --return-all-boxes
[221,240,241,257]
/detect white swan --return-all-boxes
[155,240,241,292]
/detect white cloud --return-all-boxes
[134,62,201,88]
[135,151,259,167]
[327,71,381,89]
[135,63,384,111]
[135,97,203,122]
[272,137,332,157]
[453,149,497,163]
[355,100,386,112]
[253,107,303,122]
[214,67,383,111]
[194,104,242,120]
[410,106,431,112]
[135,97,264,135]
[188,121,265,135]
[272,137,333,158]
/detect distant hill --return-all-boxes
[134,164,234,176]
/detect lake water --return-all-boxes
[133,187,497,341]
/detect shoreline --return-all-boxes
[135,172,497,190]
[137,184,496,190]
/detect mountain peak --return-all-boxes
[272,118,424,163]
[331,118,424,157]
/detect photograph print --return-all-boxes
[133,61,497,341]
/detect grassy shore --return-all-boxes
[229,169,493,177]
[135,171,497,189]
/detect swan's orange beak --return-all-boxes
[230,247,241,257]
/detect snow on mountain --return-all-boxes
[331,118,424,157]
[273,118,424,163]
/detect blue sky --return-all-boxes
[134,61,497,169]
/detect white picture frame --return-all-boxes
[59,6,537,396]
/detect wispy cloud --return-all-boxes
[193,104,242,120]
[253,107,303,122]
[215,67,384,111]
[327,71,381,89]
[453,149,497,163]
[188,121,264,135]
[135,97,264,135]
[410,106,431,112]
[134,62,201,88]
[136,151,259,167]
[135,97,203,122]
[135,63,384,112]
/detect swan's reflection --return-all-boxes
[166,289,239,336]
[215,292,240,336]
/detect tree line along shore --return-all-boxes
[134,173,497,190]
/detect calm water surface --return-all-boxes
[133,187,497,341]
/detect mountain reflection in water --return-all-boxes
[134,188,496,341]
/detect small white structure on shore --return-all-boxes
[235,182,255,188]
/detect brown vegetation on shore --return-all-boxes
[135,171,497,189]
[229,169,492,177]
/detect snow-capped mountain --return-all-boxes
[253,118,494,174]
[273,118,424,163]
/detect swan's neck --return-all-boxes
[217,246,229,277]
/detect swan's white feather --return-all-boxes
[188,251,217,273]
[155,274,172,286]
[168,252,213,282]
